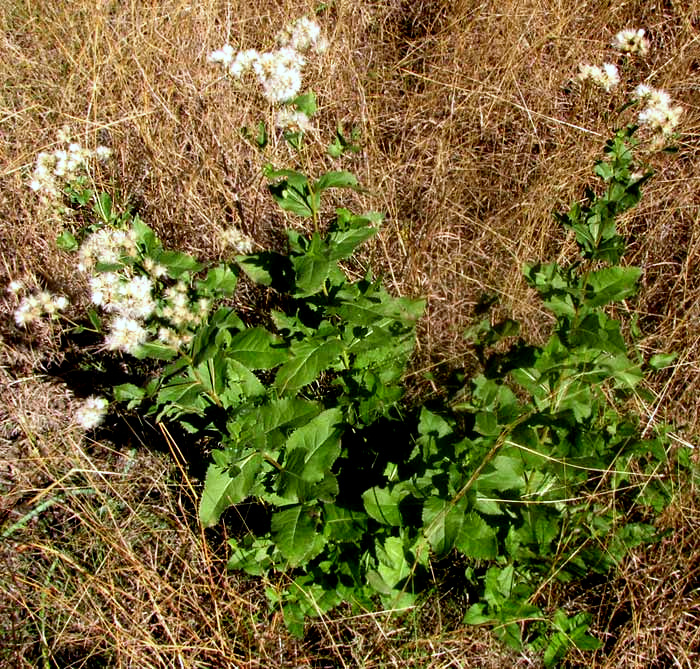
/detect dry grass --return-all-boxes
[2,0,700,666]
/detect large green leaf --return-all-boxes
[199,457,262,527]
[225,358,265,397]
[228,327,288,369]
[197,263,238,296]
[238,397,323,450]
[156,250,203,277]
[285,408,344,482]
[583,266,641,307]
[362,486,406,526]
[475,456,526,493]
[330,294,425,327]
[375,535,412,588]
[322,504,368,542]
[456,512,499,559]
[275,338,344,394]
[266,168,313,218]
[291,233,332,296]
[422,495,470,556]
[271,504,326,567]
[315,170,359,192]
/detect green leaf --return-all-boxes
[583,266,641,307]
[228,327,288,369]
[56,230,78,251]
[236,252,285,286]
[314,171,360,194]
[197,264,238,296]
[133,217,160,255]
[274,338,344,394]
[87,308,102,331]
[422,495,469,556]
[291,91,317,117]
[265,167,313,218]
[239,397,323,449]
[648,352,677,370]
[323,504,368,542]
[456,512,499,560]
[291,233,331,296]
[113,383,145,405]
[375,535,412,589]
[327,212,381,260]
[156,250,203,277]
[271,504,326,567]
[476,456,525,493]
[331,294,425,327]
[95,192,113,223]
[132,342,177,360]
[362,486,406,526]
[241,121,268,148]
[199,459,262,527]
[225,358,265,397]
[285,408,344,482]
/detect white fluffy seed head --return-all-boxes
[612,28,649,56]
[75,396,109,430]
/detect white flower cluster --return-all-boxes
[78,227,139,272]
[633,85,683,139]
[275,108,313,133]
[11,281,70,327]
[577,63,620,92]
[160,282,209,329]
[612,28,649,56]
[575,28,682,145]
[29,130,111,200]
[89,273,156,320]
[276,16,327,53]
[104,314,149,354]
[78,226,212,353]
[75,395,109,430]
[208,17,326,104]
[220,227,255,254]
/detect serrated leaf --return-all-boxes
[476,456,525,493]
[197,263,238,296]
[275,338,344,394]
[456,512,499,559]
[422,495,469,556]
[199,458,262,527]
[271,504,326,567]
[239,397,323,449]
[323,504,368,542]
[226,358,265,397]
[584,266,641,307]
[156,250,203,277]
[362,486,406,526]
[285,408,343,481]
[228,327,288,369]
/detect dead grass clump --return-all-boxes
[588,495,700,668]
